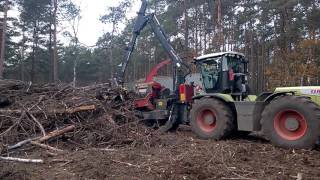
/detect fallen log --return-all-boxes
[0,109,22,114]
[66,105,96,114]
[0,156,44,163]
[7,125,75,151]
[37,125,75,143]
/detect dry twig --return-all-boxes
[30,141,64,152]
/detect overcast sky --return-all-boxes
[73,0,140,46]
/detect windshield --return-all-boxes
[200,57,221,90]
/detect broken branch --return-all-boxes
[20,104,46,136]
[37,125,75,143]
[30,141,64,152]
[66,105,96,114]
[7,137,39,150]
[0,156,44,163]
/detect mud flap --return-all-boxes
[234,101,264,131]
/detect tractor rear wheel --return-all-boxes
[261,96,320,149]
[190,98,235,140]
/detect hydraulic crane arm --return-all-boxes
[118,0,186,84]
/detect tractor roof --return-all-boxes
[195,51,245,61]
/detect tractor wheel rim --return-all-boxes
[273,109,308,141]
[197,109,217,133]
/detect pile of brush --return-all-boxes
[0,80,150,156]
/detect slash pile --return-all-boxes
[1,80,320,180]
[0,80,149,153]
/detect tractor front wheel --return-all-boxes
[261,96,320,149]
[190,98,235,140]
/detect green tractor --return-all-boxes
[122,0,320,149]
[190,52,320,149]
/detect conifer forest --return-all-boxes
[0,0,320,179]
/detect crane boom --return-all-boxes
[118,0,185,85]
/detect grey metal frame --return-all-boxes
[119,0,188,92]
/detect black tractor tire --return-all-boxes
[190,98,235,140]
[261,96,320,149]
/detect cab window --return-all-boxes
[200,58,221,90]
[227,56,245,73]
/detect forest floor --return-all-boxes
[0,80,320,180]
[1,128,320,180]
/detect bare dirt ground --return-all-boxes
[1,127,320,180]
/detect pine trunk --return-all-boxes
[31,22,38,83]
[0,0,9,79]
[20,29,26,81]
[53,0,58,82]
[183,0,189,50]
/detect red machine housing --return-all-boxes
[134,60,195,111]
[135,82,162,110]
[134,60,171,110]
[145,60,171,83]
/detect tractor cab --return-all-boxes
[194,52,249,99]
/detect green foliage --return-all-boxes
[100,1,131,24]
[1,0,319,90]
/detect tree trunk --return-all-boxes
[73,38,78,87]
[71,13,80,87]
[73,49,77,87]
[49,2,53,82]
[183,0,189,50]
[109,22,115,81]
[31,22,38,83]
[216,0,222,51]
[53,0,58,82]
[0,0,9,79]
[20,29,26,81]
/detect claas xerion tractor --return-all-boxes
[117,0,320,149]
